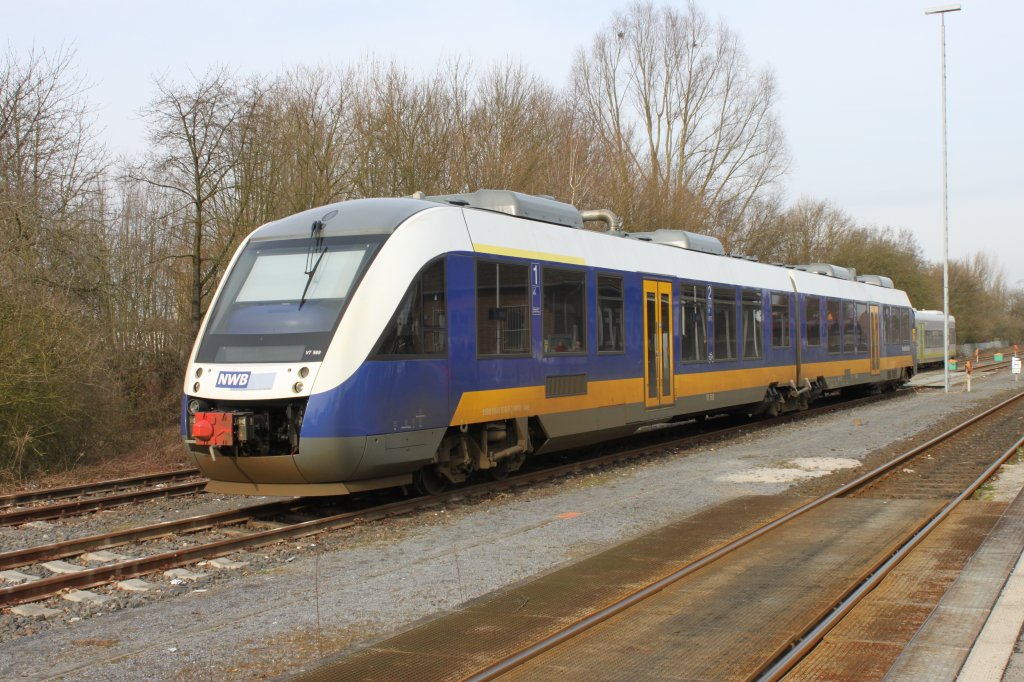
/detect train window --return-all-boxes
[855,302,868,353]
[741,289,763,359]
[842,301,857,353]
[826,298,842,353]
[883,306,892,344]
[681,283,708,362]
[925,328,944,348]
[900,308,911,346]
[713,286,737,361]
[772,293,790,348]
[477,261,530,356]
[597,275,625,353]
[543,267,586,354]
[805,296,821,347]
[373,259,447,357]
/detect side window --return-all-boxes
[477,260,530,356]
[543,267,586,353]
[741,288,763,360]
[713,286,737,361]
[900,308,911,345]
[597,275,624,353]
[374,259,446,356]
[855,302,868,352]
[842,300,857,353]
[826,298,842,353]
[805,296,821,347]
[681,283,708,362]
[772,292,791,348]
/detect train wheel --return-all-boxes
[490,459,512,481]
[413,467,448,496]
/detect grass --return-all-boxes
[0,426,190,494]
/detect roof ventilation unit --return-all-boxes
[626,229,725,256]
[422,189,583,229]
[798,263,857,281]
[856,274,895,288]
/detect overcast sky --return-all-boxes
[7,0,1022,287]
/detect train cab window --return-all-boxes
[855,302,868,353]
[713,286,737,361]
[805,296,821,347]
[477,261,530,355]
[771,293,790,348]
[373,259,446,357]
[900,308,911,346]
[597,275,624,353]
[543,267,586,354]
[681,283,708,362]
[741,289,763,359]
[826,298,842,353]
[842,301,857,353]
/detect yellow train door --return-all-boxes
[643,280,675,408]
[870,304,881,375]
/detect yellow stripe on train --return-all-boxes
[449,356,914,426]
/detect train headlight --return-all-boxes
[194,367,203,378]
[193,382,201,392]
[298,366,309,378]
[292,381,304,394]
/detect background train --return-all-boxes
[182,190,916,496]
[914,309,957,367]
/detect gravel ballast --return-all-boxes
[3,370,1022,680]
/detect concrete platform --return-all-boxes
[885,467,1024,681]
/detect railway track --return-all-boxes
[0,469,205,526]
[284,388,1024,681]
[0,389,908,613]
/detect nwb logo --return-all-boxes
[216,371,251,388]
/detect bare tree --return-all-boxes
[0,47,118,478]
[133,67,243,337]
[456,60,562,193]
[0,46,106,280]
[350,59,464,197]
[571,1,788,233]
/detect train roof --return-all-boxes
[240,190,912,306]
[250,198,430,241]
[423,190,911,305]
[914,309,956,323]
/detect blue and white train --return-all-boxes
[182,190,916,496]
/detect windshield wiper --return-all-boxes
[299,218,328,309]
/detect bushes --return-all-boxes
[0,279,122,479]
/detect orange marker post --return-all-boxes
[965,359,972,393]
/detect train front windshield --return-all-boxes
[196,237,380,363]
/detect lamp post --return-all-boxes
[925,3,960,393]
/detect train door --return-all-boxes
[643,280,675,408]
[870,304,881,375]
